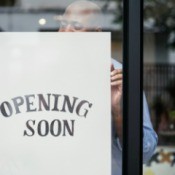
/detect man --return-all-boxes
[58,1,158,175]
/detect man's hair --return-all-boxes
[64,0,104,29]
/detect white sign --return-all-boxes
[0,33,111,175]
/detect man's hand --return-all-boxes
[111,64,123,144]
[111,64,123,115]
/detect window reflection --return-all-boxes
[144,0,175,174]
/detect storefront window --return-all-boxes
[143,0,175,174]
[0,1,124,175]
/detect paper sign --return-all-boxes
[0,33,111,175]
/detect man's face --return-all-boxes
[59,6,100,32]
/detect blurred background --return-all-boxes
[0,0,175,174]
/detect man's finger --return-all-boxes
[111,64,115,71]
[111,69,122,76]
[111,74,123,81]
[111,80,123,86]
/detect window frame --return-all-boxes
[122,0,143,175]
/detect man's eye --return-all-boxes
[73,22,83,30]
[60,21,68,28]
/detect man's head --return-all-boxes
[59,1,102,32]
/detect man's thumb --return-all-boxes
[111,64,115,71]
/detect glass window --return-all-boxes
[0,1,124,175]
[143,0,175,174]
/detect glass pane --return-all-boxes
[0,1,123,175]
[143,0,175,174]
